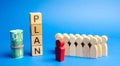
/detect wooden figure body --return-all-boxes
[95,35,102,57]
[69,34,76,56]
[75,34,83,57]
[90,37,98,58]
[82,35,90,58]
[55,40,65,62]
[63,33,70,56]
[101,35,108,56]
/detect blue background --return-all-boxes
[0,0,120,66]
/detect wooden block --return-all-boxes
[31,24,42,36]
[69,34,76,56]
[75,34,83,57]
[30,12,42,24]
[101,35,108,56]
[31,35,42,46]
[30,12,43,56]
[32,46,43,56]
[82,36,90,57]
[95,35,102,57]
[63,33,70,56]
[55,33,63,40]
[90,37,98,58]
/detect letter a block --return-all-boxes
[31,35,42,46]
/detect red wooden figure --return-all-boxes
[55,40,65,62]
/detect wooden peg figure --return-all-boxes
[69,34,76,56]
[55,40,65,62]
[82,35,90,58]
[63,33,70,56]
[90,37,98,58]
[101,35,108,56]
[75,34,83,57]
[95,35,102,57]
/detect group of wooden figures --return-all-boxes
[55,33,108,61]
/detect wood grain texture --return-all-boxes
[69,34,76,56]
[31,24,42,36]
[82,36,90,58]
[90,45,98,58]
[32,46,43,56]
[101,35,108,56]
[90,37,98,58]
[30,12,42,24]
[63,33,70,56]
[31,35,42,46]
[75,34,83,57]
[95,35,102,57]
[101,43,108,56]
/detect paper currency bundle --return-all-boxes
[10,29,24,58]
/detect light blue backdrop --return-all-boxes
[0,0,120,66]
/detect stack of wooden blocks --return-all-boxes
[30,12,43,56]
[55,33,108,58]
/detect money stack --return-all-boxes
[10,29,24,58]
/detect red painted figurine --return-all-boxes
[55,40,65,62]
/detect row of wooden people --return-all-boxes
[55,33,108,58]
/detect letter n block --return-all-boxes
[32,46,43,56]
